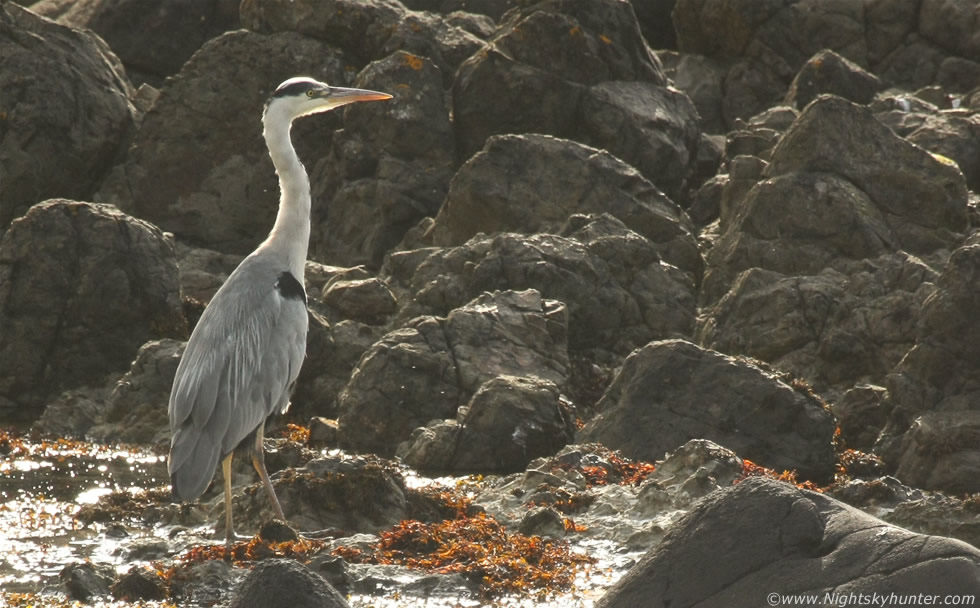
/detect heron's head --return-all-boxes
[264,76,392,122]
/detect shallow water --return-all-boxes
[0,433,639,607]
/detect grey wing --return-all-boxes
[168,275,308,501]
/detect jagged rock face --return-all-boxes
[427,134,700,276]
[0,4,135,232]
[595,477,980,608]
[579,340,837,482]
[0,200,185,421]
[397,375,576,473]
[336,289,569,457]
[30,0,240,86]
[386,218,696,356]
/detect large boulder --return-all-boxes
[241,0,486,78]
[579,340,837,482]
[427,134,699,275]
[0,3,135,232]
[698,254,941,400]
[96,30,352,255]
[877,243,980,494]
[397,375,575,473]
[385,216,696,355]
[702,95,968,304]
[87,339,185,447]
[31,0,240,86]
[231,560,348,608]
[310,51,456,268]
[595,477,980,608]
[337,289,569,456]
[451,0,700,198]
[0,201,185,421]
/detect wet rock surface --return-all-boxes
[596,477,980,608]
[7,0,980,605]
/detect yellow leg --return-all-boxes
[222,452,236,547]
[251,423,286,521]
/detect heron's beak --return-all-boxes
[326,86,393,104]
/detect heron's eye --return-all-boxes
[306,89,315,98]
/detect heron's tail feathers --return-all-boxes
[169,423,221,502]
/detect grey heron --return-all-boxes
[168,77,392,546]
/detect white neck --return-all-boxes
[261,105,311,281]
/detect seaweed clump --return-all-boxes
[332,510,595,598]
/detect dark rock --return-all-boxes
[174,243,243,303]
[698,255,938,400]
[400,0,515,22]
[322,278,398,325]
[0,201,184,421]
[579,340,837,482]
[703,95,967,305]
[242,0,483,79]
[386,218,697,357]
[785,49,881,109]
[88,339,184,447]
[918,0,980,62]
[111,566,168,602]
[428,134,699,275]
[833,384,890,452]
[60,561,114,602]
[767,97,967,251]
[0,4,135,231]
[33,0,240,86]
[290,314,388,422]
[657,50,727,133]
[97,30,351,255]
[230,559,349,608]
[518,506,566,538]
[632,0,677,50]
[311,51,455,268]
[240,0,405,62]
[258,519,300,543]
[308,417,339,446]
[397,375,575,473]
[876,243,980,493]
[576,80,701,200]
[937,56,980,94]
[720,58,787,126]
[687,175,725,227]
[595,477,980,608]
[337,289,569,456]
[453,0,668,160]
[237,454,410,535]
[905,112,980,192]
[876,34,948,91]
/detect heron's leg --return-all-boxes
[251,422,286,521]
[221,452,236,548]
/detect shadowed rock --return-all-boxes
[595,477,980,608]
[0,201,185,421]
[231,559,349,608]
[579,339,836,482]
[0,4,135,232]
[337,289,569,456]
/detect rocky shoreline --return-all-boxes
[3,0,980,604]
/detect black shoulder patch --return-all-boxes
[275,271,307,306]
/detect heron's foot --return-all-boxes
[220,528,245,548]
